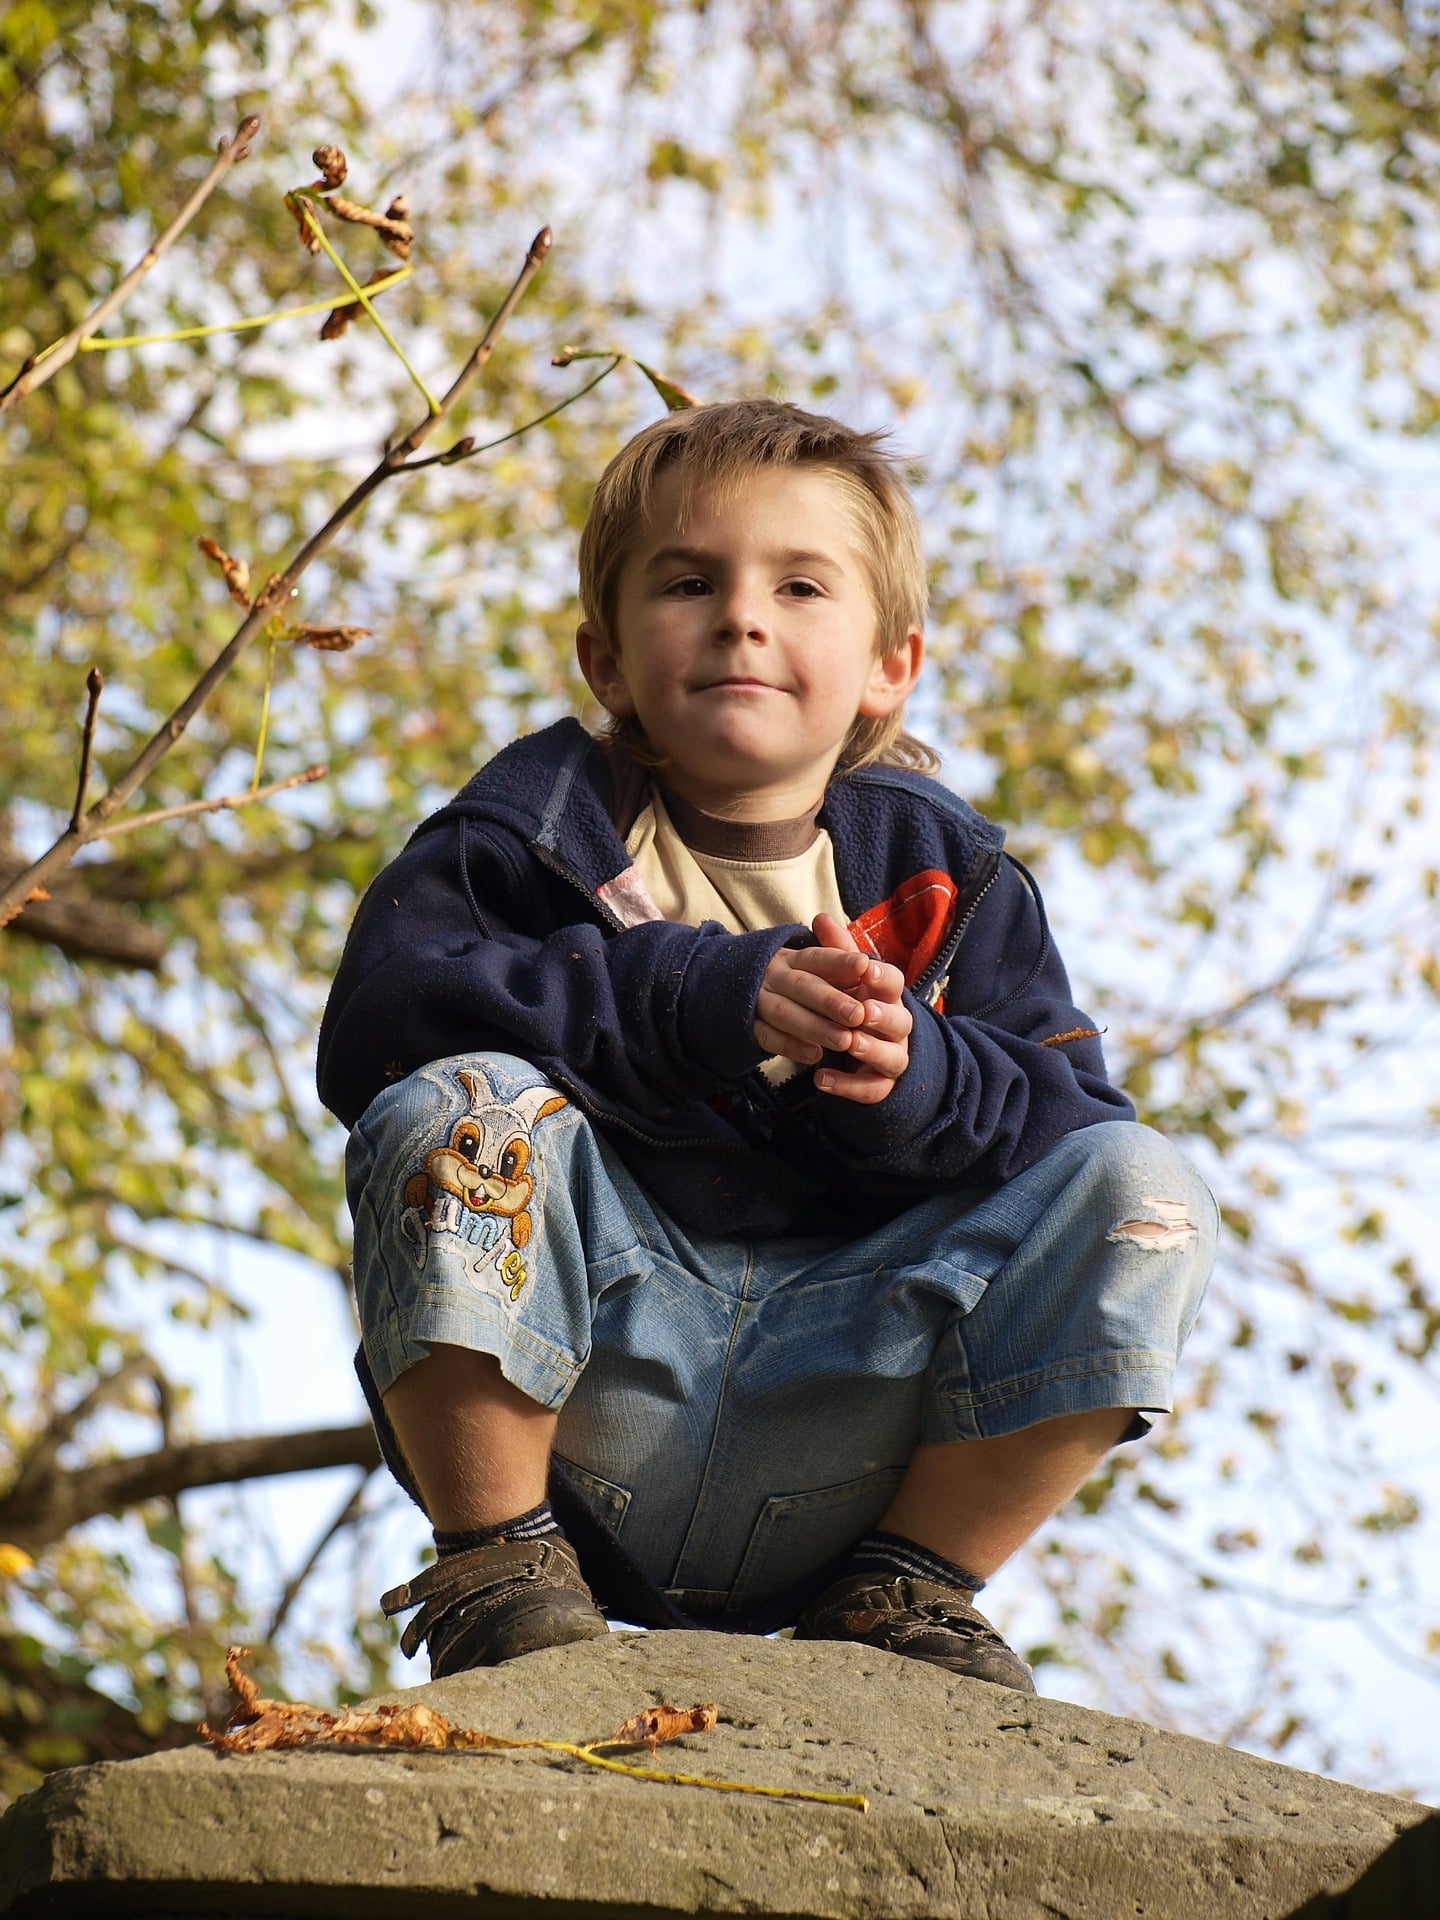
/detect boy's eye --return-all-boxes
[783,580,822,597]
[668,576,711,597]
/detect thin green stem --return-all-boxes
[291,194,438,412]
[403,357,623,472]
[251,632,278,791]
[79,269,413,351]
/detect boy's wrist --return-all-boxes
[815,995,946,1144]
[678,923,809,1082]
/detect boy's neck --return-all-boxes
[656,766,834,824]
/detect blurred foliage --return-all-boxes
[3,0,1440,1799]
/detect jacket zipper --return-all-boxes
[911,850,1001,1002]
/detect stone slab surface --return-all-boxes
[0,1631,1431,1919]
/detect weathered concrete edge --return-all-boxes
[0,1753,1427,1920]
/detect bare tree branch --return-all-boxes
[87,764,328,843]
[266,1471,375,1642]
[0,858,168,968]
[0,113,262,411]
[0,1633,195,1763]
[4,1356,174,1516]
[0,1423,382,1559]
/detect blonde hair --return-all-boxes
[577,398,938,774]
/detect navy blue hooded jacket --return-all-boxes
[317,719,1132,1235]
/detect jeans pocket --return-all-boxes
[553,1454,633,1534]
[727,1466,907,1610]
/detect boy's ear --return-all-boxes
[576,621,634,718]
[858,627,924,717]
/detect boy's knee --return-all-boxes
[1059,1121,1217,1250]
[345,1052,572,1221]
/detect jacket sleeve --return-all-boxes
[316,815,800,1129]
[815,855,1133,1185]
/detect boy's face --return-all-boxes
[577,466,922,819]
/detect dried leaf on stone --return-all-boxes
[610,1702,718,1751]
[200,1648,491,1754]
[199,1651,865,1811]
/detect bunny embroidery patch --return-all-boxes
[398,1068,568,1302]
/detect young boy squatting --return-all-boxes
[318,400,1216,1691]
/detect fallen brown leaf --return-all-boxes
[202,1650,711,1759]
[200,1648,492,1754]
[611,1702,718,1751]
[198,1650,865,1811]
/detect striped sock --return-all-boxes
[842,1529,986,1594]
[434,1499,561,1556]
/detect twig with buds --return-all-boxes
[0,219,553,932]
[70,669,104,833]
[87,766,329,843]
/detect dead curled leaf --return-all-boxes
[320,269,396,342]
[288,624,372,652]
[311,144,348,190]
[325,194,414,259]
[200,1649,492,1754]
[611,1702,719,1751]
[201,1649,714,1759]
[285,192,323,255]
[200,1650,868,1811]
[196,536,252,607]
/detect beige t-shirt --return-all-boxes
[625,784,848,1083]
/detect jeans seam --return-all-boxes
[670,1240,755,1582]
[932,1347,1179,1411]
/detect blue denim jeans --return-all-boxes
[347,1051,1216,1614]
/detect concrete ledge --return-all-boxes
[1,1632,1431,1919]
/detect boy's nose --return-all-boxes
[710,582,768,641]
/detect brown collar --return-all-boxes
[657,784,823,861]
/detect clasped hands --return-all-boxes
[753,911,912,1104]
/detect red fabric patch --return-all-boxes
[848,869,958,986]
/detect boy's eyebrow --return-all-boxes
[642,544,845,573]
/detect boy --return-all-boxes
[318,399,1215,1692]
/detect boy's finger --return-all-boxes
[858,958,907,1002]
[768,968,867,1027]
[755,988,859,1051]
[815,1065,896,1103]
[794,944,905,1003]
[858,998,913,1041]
[844,1031,909,1077]
[752,1018,823,1065]
[786,945,872,984]
[811,910,860,951]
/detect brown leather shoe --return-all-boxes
[792,1570,1037,1693]
[381,1535,610,1677]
